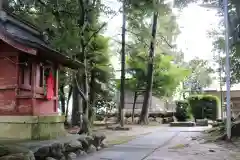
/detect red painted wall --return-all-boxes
[0,42,19,115]
[36,99,56,115]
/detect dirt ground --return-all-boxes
[92,123,163,145]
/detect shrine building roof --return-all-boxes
[0,9,84,69]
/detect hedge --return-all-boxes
[175,100,191,121]
[187,94,220,120]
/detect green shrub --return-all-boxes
[175,100,191,121]
[95,114,105,121]
[188,94,219,120]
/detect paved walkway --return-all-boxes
[82,126,239,160]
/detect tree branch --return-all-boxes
[36,0,64,29]
[36,0,78,16]
[73,8,121,58]
[84,22,107,47]
[84,7,121,47]
[158,34,174,48]
[75,74,87,101]
[125,29,149,48]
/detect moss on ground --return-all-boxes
[105,135,137,146]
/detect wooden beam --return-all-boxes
[0,32,37,55]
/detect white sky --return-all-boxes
[175,3,220,62]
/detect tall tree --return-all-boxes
[119,0,127,127]
[122,0,181,124]
[139,1,159,124]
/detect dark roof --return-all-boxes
[0,10,84,69]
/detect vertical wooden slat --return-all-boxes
[31,61,37,115]
[15,55,19,112]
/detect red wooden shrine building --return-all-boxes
[0,9,82,139]
[0,10,82,116]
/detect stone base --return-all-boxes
[0,115,66,141]
[170,121,196,127]
[196,119,208,126]
[0,133,106,160]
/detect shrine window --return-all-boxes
[38,63,51,88]
[19,55,32,86]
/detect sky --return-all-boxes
[175,3,220,62]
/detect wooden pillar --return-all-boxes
[54,66,58,112]
[31,62,37,115]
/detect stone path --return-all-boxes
[81,126,239,160]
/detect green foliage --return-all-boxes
[126,0,179,53]
[125,50,190,98]
[217,44,240,85]
[175,100,191,121]
[124,0,188,104]
[173,0,198,9]
[187,94,220,120]
[184,58,214,93]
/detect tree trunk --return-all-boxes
[82,72,88,118]
[132,92,138,122]
[71,78,82,126]
[118,102,121,122]
[119,0,126,127]
[89,70,96,123]
[139,2,159,125]
[65,85,72,124]
[59,85,66,115]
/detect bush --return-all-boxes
[188,94,220,121]
[95,114,105,121]
[175,100,191,121]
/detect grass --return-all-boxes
[105,135,137,146]
[169,143,190,149]
[105,132,151,146]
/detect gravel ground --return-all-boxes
[146,132,239,160]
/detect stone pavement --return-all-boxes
[81,126,239,160]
